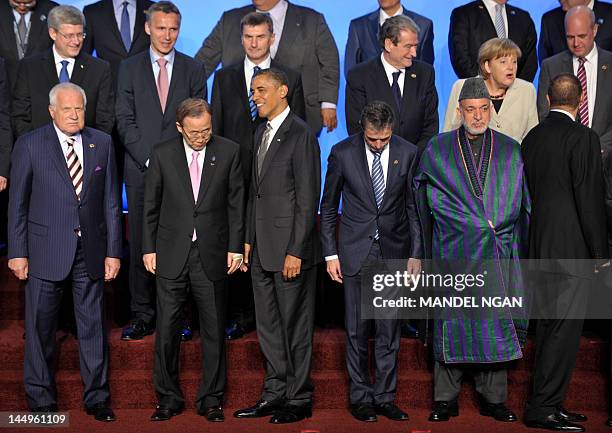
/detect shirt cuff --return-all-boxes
[321,102,336,110]
[325,255,339,261]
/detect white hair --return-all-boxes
[49,83,87,108]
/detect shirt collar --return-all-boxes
[113,0,135,11]
[12,9,31,23]
[257,0,288,20]
[550,108,576,121]
[588,0,595,9]
[150,47,175,65]
[52,45,75,64]
[574,43,598,63]
[53,122,81,144]
[245,54,272,71]
[183,138,206,159]
[380,52,403,75]
[379,5,403,25]
[482,0,504,11]
[268,105,290,131]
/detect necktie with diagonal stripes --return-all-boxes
[494,4,506,38]
[65,136,83,200]
[371,149,385,239]
[577,57,589,127]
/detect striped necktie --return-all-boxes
[577,57,590,127]
[494,4,506,39]
[249,66,261,120]
[371,149,385,239]
[65,136,83,200]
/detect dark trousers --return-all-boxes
[24,240,109,408]
[434,361,507,404]
[343,241,400,405]
[525,275,587,420]
[250,245,316,406]
[126,181,155,323]
[154,243,227,410]
[227,269,255,330]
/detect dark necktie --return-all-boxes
[65,136,83,200]
[120,1,132,52]
[59,60,70,83]
[391,71,402,110]
[249,66,261,121]
[257,122,273,176]
[17,15,27,58]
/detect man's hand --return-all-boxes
[283,254,302,281]
[8,258,28,280]
[143,253,156,274]
[0,176,7,192]
[326,258,343,283]
[407,258,422,276]
[321,108,337,133]
[241,243,251,272]
[227,252,243,275]
[104,257,120,281]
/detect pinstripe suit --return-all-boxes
[8,123,122,409]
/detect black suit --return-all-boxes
[345,56,438,151]
[0,0,58,88]
[246,110,320,406]
[320,133,421,404]
[522,111,608,421]
[449,0,537,82]
[142,135,244,410]
[115,48,206,324]
[539,1,612,64]
[83,0,153,87]
[12,49,114,137]
[0,58,10,178]
[211,59,305,184]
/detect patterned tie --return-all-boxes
[120,1,132,52]
[371,149,385,239]
[577,57,589,127]
[189,150,200,240]
[156,58,169,113]
[249,65,262,121]
[391,71,402,110]
[17,15,27,59]
[257,122,273,176]
[65,137,83,200]
[59,60,70,83]
[494,4,506,39]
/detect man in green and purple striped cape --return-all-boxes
[414,77,530,424]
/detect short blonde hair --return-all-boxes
[478,38,522,80]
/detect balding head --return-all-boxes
[547,74,582,112]
[565,5,598,57]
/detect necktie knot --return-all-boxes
[578,57,586,66]
[495,3,503,12]
[157,57,168,68]
[253,65,262,76]
[122,1,129,6]
[371,149,382,160]
[191,150,199,162]
[392,71,401,84]
[61,60,69,68]
[66,136,76,147]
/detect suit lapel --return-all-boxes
[235,64,251,120]
[102,0,127,55]
[258,114,292,184]
[476,0,497,38]
[352,136,377,210]
[400,64,418,115]
[164,52,181,119]
[132,0,148,51]
[374,58,398,110]
[79,128,97,199]
[28,8,49,54]
[70,53,87,86]
[196,139,217,208]
[141,52,164,116]
[172,139,195,205]
[275,3,300,60]
[0,3,17,57]
[368,10,380,48]
[380,140,399,210]
[593,48,610,127]
[42,50,59,87]
[506,5,519,40]
[47,124,77,195]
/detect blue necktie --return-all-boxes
[249,66,261,120]
[391,71,402,110]
[371,149,385,239]
[59,60,70,83]
[494,4,506,39]
[120,1,132,52]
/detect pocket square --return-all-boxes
[95,165,103,172]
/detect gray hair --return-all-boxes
[565,5,596,27]
[48,5,85,29]
[379,15,421,49]
[49,83,87,108]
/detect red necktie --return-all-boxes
[577,57,589,127]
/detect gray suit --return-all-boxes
[195,1,339,134]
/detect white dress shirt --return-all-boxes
[244,55,272,95]
[380,53,404,97]
[112,0,136,41]
[550,108,576,122]
[482,0,508,37]
[572,44,598,128]
[12,9,31,26]
[262,105,291,148]
[379,5,403,26]
[256,0,288,58]
[588,0,595,9]
[53,45,75,79]
[150,47,175,84]
[54,123,84,169]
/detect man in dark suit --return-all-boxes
[448,0,537,82]
[116,1,206,341]
[345,0,434,77]
[210,11,304,339]
[195,0,339,135]
[539,0,612,64]
[346,15,438,151]
[320,101,421,422]
[11,5,114,137]
[0,58,11,252]
[523,74,608,432]
[142,98,244,423]
[7,82,121,420]
[83,0,154,87]
[0,0,58,88]
[233,68,320,424]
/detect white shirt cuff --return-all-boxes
[321,102,336,110]
[325,255,339,261]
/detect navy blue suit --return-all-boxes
[344,6,434,77]
[319,133,421,404]
[8,123,122,409]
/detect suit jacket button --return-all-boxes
[257,194,261,199]
[193,212,197,217]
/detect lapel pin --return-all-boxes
[603,65,608,71]
[510,10,516,15]
[210,155,216,165]
[598,18,604,25]
[478,5,484,9]
[89,143,95,148]
[80,64,84,69]
[411,73,417,79]
[393,160,399,165]
[40,14,47,21]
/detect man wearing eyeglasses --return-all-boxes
[0,0,58,89]
[142,98,244,422]
[12,4,114,137]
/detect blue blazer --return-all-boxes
[320,133,422,277]
[8,123,122,281]
[344,5,434,77]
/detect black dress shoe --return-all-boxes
[374,402,409,421]
[525,413,585,432]
[180,325,193,341]
[270,404,312,424]
[121,319,154,341]
[557,407,587,423]
[198,406,224,422]
[233,399,284,418]
[428,400,459,422]
[350,404,377,422]
[150,406,182,421]
[85,402,116,422]
[480,402,517,422]
[606,416,612,427]
[30,404,58,413]
[225,321,245,340]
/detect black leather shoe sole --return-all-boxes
[150,407,182,421]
